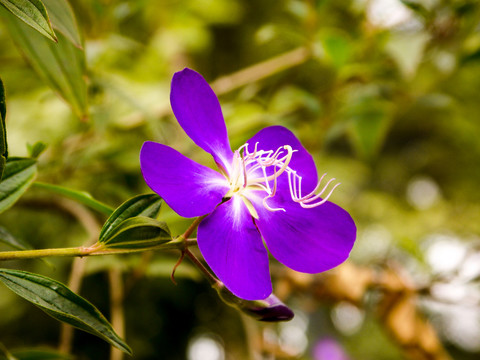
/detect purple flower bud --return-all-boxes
[215,284,294,322]
[243,294,294,322]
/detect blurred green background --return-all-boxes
[1,0,480,359]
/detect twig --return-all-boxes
[239,314,263,360]
[119,46,312,127]
[210,47,310,94]
[56,198,101,354]
[109,268,125,360]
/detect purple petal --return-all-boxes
[246,126,318,194]
[197,196,272,300]
[170,68,233,173]
[249,182,356,274]
[140,141,229,218]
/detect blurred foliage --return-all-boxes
[0,0,480,359]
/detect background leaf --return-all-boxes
[42,0,82,48]
[0,158,36,214]
[0,226,30,251]
[0,226,52,267]
[0,342,16,360]
[0,78,6,180]
[0,0,56,41]
[0,269,132,355]
[99,194,163,243]
[33,182,114,215]
[0,348,72,360]
[26,141,47,159]
[1,5,87,119]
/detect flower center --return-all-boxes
[223,142,340,217]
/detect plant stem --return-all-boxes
[184,248,219,286]
[181,215,206,240]
[0,234,197,261]
[0,246,96,260]
[0,214,201,262]
[174,215,220,286]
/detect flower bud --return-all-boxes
[215,283,294,322]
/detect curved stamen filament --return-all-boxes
[302,178,336,203]
[301,182,341,207]
[262,165,286,212]
[289,172,340,208]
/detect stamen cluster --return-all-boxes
[226,142,340,212]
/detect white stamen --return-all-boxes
[224,142,339,213]
[262,165,286,212]
[289,172,340,208]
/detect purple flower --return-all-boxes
[140,68,356,300]
[313,337,350,360]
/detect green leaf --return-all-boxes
[0,226,31,251]
[0,158,37,214]
[42,0,82,48]
[347,98,393,160]
[1,6,88,119]
[320,31,352,69]
[27,141,47,159]
[99,194,163,243]
[400,0,430,18]
[0,78,7,180]
[0,0,56,41]
[385,31,429,79]
[0,226,53,267]
[33,182,114,215]
[0,342,17,360]
[102,216,171,249]
[0,269,132,355]
[1,349,72,360]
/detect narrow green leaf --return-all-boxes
[0,158,37,214]
[400,0,430,18]
[27,141,47,159]
[0,226,30,251]
[33,182,114,215]
[0,0,56,41]
[2,349,72,360]
[1,6,88,119]
[0,226,53,267]
[103,216,171,249]
[0,269,132,355]
[0,78,7,180]
[0,342,17,360]
[42,0,82,48]
[99,194,163,243]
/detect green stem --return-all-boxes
[0,237,197,261]
[0,246,98,260]
[0,215,202,262]
[33,182,114,215]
